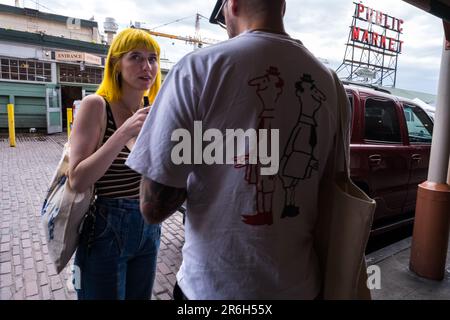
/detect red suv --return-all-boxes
[344,84,434,235]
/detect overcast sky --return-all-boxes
[1,0,445,94]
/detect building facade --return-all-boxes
[0,3,108,133]
[0,3,170,133]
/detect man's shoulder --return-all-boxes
[181,38,235,61]
[169,40,236,76]
[179,33,302,65]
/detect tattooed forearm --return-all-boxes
[139,177,187,224]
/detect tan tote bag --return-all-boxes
[314,71,376,300]
[41,103,106,273]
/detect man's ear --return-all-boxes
[282,1,286,17]
[230,0,239,16]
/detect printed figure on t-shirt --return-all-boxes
[279,74,327,218]
[234,66,284,226]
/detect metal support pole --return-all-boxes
[428,39,450,182]
[7,104,16,147]
[410,21,450,280]
[67,108,73,138]
[448,160,450,185]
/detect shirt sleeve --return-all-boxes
[126,60,198,188]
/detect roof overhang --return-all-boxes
[0,3,98,28]
[403,0,450,45]
[402,0,450,22]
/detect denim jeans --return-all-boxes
[74,197,161,300]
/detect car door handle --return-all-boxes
[412,154,422,163]
[369,154,382,165]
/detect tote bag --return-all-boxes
[41,105,106,273]
[314,71,376,299]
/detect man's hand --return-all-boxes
[139,177,187,224]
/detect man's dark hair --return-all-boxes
[210,0,285,25]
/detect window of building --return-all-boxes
[59,64,103,84]
[0,57,51,82]
[364,98,402,143]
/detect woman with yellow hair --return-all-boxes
[68,28,162,300]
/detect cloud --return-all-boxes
[282,0,443,93]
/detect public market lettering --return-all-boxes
[351,3,404,54]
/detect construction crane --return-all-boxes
[132,14,220,49]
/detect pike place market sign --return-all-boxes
[351,2,405,54]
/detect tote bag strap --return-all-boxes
[91,98,108,200]
[67,97,107,149]
[96,98,108,150]
[330,71,352,179]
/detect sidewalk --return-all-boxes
[1,133,449,300]
[367,237,450,299]
[0,133,183,300]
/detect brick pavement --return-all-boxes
[0,133,184,300]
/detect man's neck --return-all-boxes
[248,27,288,36]
[241,20,287,36]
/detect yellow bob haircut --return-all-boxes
[96,28,162,104]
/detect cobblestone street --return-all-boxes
[0,133,184,300]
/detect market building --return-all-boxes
[0,3,111,133]
[0,3,170,133]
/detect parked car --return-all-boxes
[344,83,434,236]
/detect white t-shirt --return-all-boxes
[127,30,341,300]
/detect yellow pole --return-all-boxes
[67,108,73,138]
[7,104,16,147]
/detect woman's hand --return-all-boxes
[68,97,150,193]
[118,106,151,140]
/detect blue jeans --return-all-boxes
[74,197,161,300]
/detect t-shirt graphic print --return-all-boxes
[235,67,327,227]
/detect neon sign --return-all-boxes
[351,3,404,54]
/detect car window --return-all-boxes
[364,98,402,143]
[403,104,433,143]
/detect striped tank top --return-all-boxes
[95,100,141,199]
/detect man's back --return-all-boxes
[129,30,340,299]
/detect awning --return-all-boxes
[402,0,450,21]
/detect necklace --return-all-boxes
[117,99,140,117]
